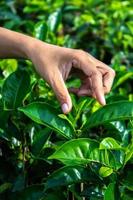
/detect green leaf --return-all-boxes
[45,165,97,190]
[104,121,130,147]
[18,102,75,139]
[49,138,124,169]
[48,9,62,32]
[84,101,133,129]
[100,137,122,150]
[90,148,124,170]
[74,97,93,126]
[0,59,17,78]
[2,70,30,109]
[0,183,12,193]
[99,166,113,177]
[34,21,48,41]
[49,138,99,165]
[31,127,51,156]
[113,72,133,89]
[104,182,119,200]
[58,114,75,130]
[125,141,133,164]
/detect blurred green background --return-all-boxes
[0,0,133,65]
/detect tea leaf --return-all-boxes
[99,166,113,177]
[18,102,75,139]
[49,138,124,169]
[100,137,122,150]
[2,70,30,109]
[45,165,97,189]
[84,101,133,129]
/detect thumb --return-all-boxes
[50,70,72,114]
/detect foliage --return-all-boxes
[0,0,133,199]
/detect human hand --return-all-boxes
[28,40,115,114]
[0,28,115,114]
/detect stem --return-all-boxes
[81,183,85,200]
[72,193,75,200]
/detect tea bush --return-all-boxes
[0,0,133,199]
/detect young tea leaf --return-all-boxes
[100,137,122,150]
[48,9,62,32]
[99,166,113,178]
[34,21,48,41]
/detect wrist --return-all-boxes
[13,33,39,60]
[25,37,49,61]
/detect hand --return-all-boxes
[0,28,115,114]
[28,40,115,114]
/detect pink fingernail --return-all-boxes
[62,103,69,114]
[101,96,106,105]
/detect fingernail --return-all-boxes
[101,96,106,105]
[62,103,69,114]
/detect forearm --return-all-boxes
[0,27,33,59]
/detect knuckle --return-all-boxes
[91,70,98,77]
[59,93,67,102]
[92,85,99,91]
[75,49,86,57]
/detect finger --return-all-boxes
[69,87,95,98]
[103,73,114,94]
[50,70,72,114]
[91,71,106,105]
[77,88,92,96]
[77,77,93,97]
[69,78,95,98]
[103,70,115,94]
[68,87,79,94]
[97,66,115,94]
[72,58,106,104]
[69,74,96,98]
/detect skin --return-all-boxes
[0,27,115,114]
